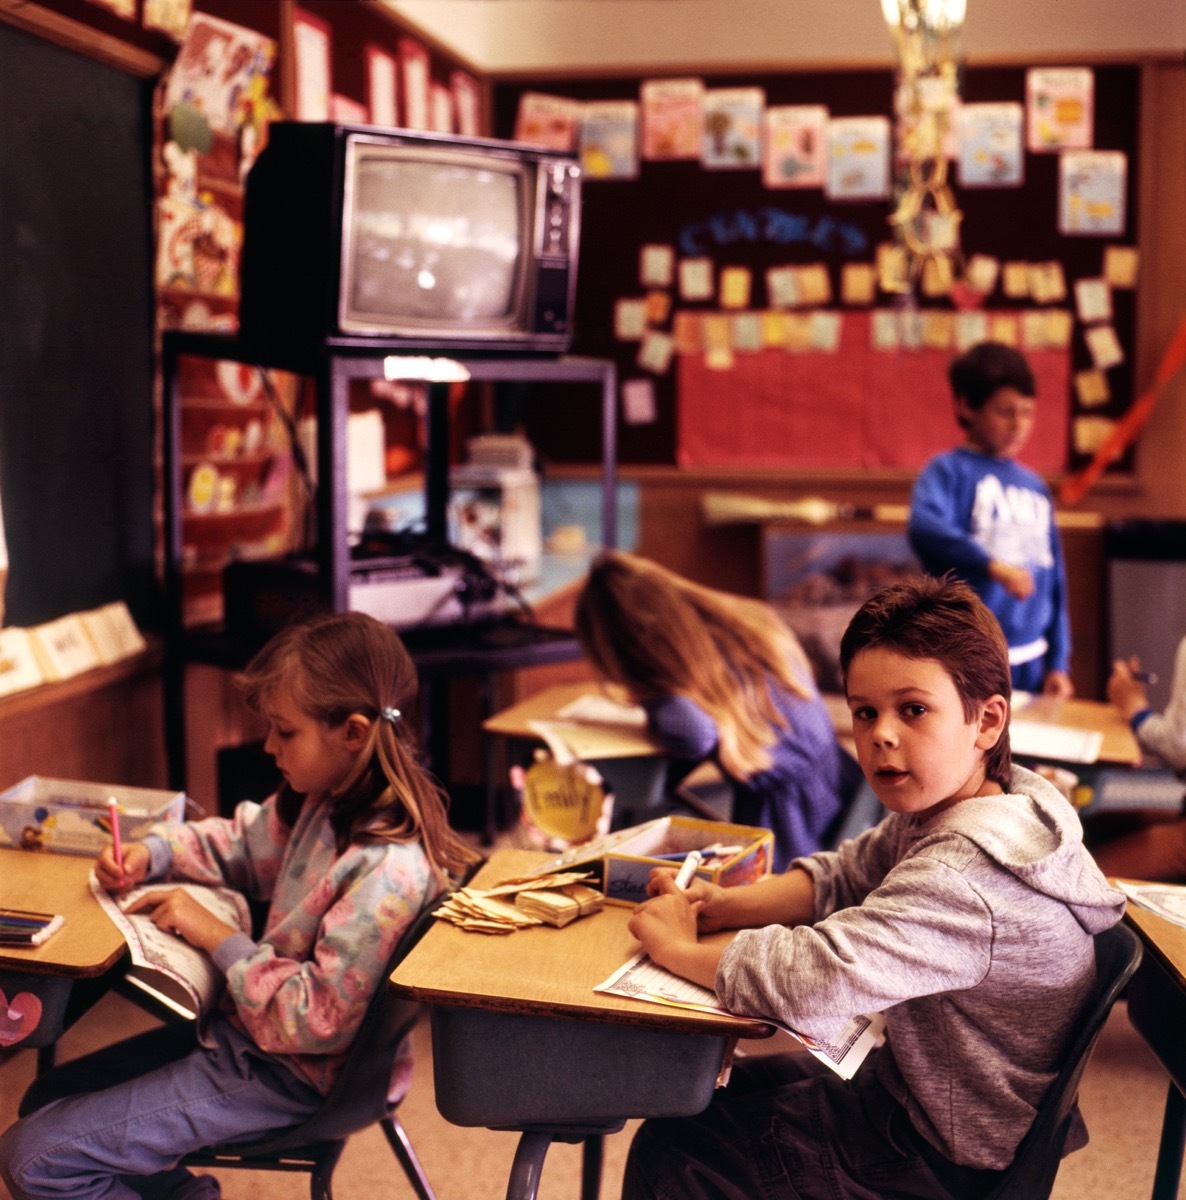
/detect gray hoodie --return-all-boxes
[716,765,1125,1171]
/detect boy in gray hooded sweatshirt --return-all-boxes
[622,576,1125,1200]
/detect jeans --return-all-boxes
[0,1019,323,1200]
[620,1051,1003,1200]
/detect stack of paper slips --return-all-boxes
[435,871,603,934]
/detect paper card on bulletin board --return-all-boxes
[451,71,482,137]
[763,105,828,188]
[677,311,1069,470]
[293,7,332,122]
[367,46,399,128]
[399,37,431,131]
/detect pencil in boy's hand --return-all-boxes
[108,797,124,874]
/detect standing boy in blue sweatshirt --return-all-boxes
[908,341,1073,697]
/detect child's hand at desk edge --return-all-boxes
[96,841,151,894]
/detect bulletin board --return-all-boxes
[493,64,1140,474]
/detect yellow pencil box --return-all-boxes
[0,776,186,855]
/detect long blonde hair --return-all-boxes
[238,612,478,881]
[574,551,814,778]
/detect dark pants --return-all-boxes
[621,1051,1003,1200]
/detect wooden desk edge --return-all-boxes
[389,971,775,1040]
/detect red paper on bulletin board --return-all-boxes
[677,312,1070,472]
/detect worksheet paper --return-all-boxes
[1117,882,1186,930]
[595,951,885,1080]
[1009,721,1103,764]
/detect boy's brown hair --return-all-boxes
[839,575,1012,787]
[949,340,1035,430]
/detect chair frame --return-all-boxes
[983,921,1143,1200]
[182,891,447,1200]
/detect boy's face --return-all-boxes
[958,385,1036,460]
[846,647,1008,818]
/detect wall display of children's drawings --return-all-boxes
[366,46,398,128]
[763,105,828,189]
[581,101,639,179]
[701,88,764,170]
[492,65,1139,475]
[143,0,192,41]
[825,116,891,201]
[399,36,430,131]
[514,92,582,151]
[1059,150,1127,236]
[292,7,332,122]
[451,71,482,138]
[641,78,704,160]
[1026,67,1094,152]
[957,102,1024,187]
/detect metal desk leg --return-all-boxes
[1151,1082,1186,1200]
[507,1131,552,1200]
[581,1135,604,1200]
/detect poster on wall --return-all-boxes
[366,46,398,127]
[293,7,332,122]
[143,0,191,41]
[1026,67,1094,152]
[640,77,704,160]
[701,87,764,170]
[514,92,582,151]
[763,105,828,188]
[164,13,275,135]
[825,116,891,201]
[84,0,135,18]
[451,70,482,137]
[957,102,1024,187]
[1059,150,1127,236]
[581,101,639,179]
[399,36,431,130]
[429,83,454,133]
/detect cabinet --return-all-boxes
[161,331,618,811]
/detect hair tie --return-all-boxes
[380,706,401,725]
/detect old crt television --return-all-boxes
[238,122,582,355]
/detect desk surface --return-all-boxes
[390,848,772,1040]
[0,848,126,978]
[483,682,663,760]
[825,693,1140,767]
[1122,890,1186,989]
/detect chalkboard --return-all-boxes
[494,65,1140,471]
[0,22,157,628]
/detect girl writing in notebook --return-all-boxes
[574,551,847,870]
[1,611,477,1200]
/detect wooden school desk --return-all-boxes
[1121,891,1186,1200]
[389,848,772,1200]
[0,848,126,1064]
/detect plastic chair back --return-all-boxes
[984,921,1143,1200]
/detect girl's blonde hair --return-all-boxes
[574,551,814,778]
[238,611,478,881]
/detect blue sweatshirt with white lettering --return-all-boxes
[908,447,1070,677]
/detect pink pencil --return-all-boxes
[108,797,124,873]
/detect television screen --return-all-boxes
[345,149,526,329]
